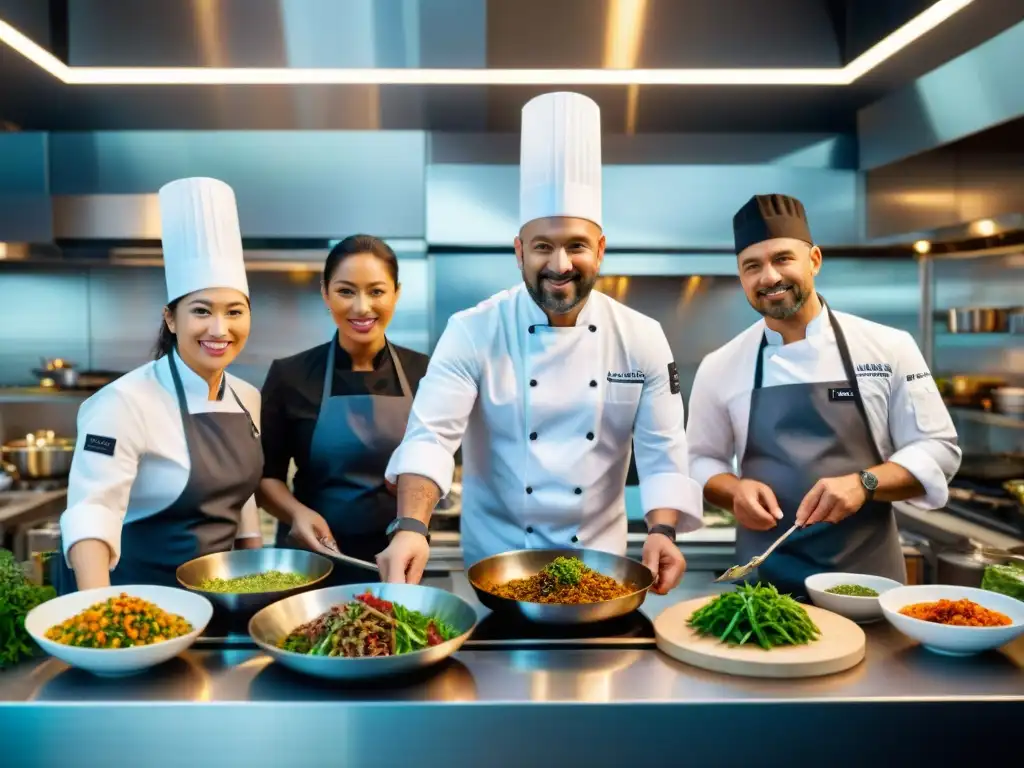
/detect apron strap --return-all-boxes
[168,350,258,440]
[752,297,884,465]
[321,333,338,417]
[321,334,414,414]
[387,340,413,399]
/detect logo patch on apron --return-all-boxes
[84,434,117,456]
[668,362,680,395]
[828,388,856,402]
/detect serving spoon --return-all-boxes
[714,524,799,583]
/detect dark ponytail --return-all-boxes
[323,235,399,287]
[153,297,182,360]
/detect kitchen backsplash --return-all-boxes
[1,252,1020,449]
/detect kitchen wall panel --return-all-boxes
[48,131,428,238]
[0,271,90,385]
[0,260,430,388]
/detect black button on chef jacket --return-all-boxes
[260,341,430,482]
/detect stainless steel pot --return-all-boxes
[0,430,76,479]
[1009,307,1024,335]
[947,307,1009,333]
[937,545,1024,588]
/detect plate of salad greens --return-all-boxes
[248,583,478,680]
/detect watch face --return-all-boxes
[862,472,879,490]
[386,519,400,535]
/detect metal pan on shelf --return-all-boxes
[467,548,654,625]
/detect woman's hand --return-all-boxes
[287,508,340,555]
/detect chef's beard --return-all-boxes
[524,269,597,315]
[751,282,808,320]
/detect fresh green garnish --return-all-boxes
[541,556,587,586]
[825,584,879,597]
[1,548,56,668]
[981,562,1024,602]
[687,582,821,650]
[198,570,314,593]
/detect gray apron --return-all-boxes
[53,352,263,595]
[736,302,906,599]
[276,334,412,582]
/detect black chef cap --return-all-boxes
[733,194,813,255]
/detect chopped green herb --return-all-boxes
[198,570,314,593]
[824,584,879,597]
[541,556,587,587]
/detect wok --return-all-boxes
[954,453,1024,483]
[467,548,654,625]
[176,548,333,615]
[248,583,477,681]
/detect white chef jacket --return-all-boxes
[385,283,704,567]
[60,349,263,569]
[686,306,961,510]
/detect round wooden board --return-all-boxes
[654,596,866,679]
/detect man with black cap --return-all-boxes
[686,194,961,597]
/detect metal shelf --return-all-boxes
[935,332,1022,346]
[949,406,1024,430]
[0,389,91,404]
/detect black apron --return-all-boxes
[736,302,906,599]
[54,353,264,594]
[276,334,412,583]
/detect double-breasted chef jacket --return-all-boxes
[686,307,962,509]
[58,348,263,572]
[385,282,705,568]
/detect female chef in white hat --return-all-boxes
[53,177,264,593]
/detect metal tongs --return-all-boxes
[714,523,799,583]
[286,531,380,572]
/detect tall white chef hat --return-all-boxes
[159,177,248,303]
[519,91,602,229]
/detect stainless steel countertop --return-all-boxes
[3,571,1021,705]
[2,571,1019,768]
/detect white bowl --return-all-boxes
[804,572,902,623]
[24,585,213,676]
[878,584,1024,656]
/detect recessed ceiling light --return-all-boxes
[0,0,974,87]
[913,240,932,254]
[974,219,997,237]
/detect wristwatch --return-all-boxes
[386,517,431,544]
[859,470,879,503]
[647,523,676,542]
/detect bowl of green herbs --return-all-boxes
[805,572,902,623]
[176,548,333,616]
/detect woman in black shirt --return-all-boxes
[259,236,428,573]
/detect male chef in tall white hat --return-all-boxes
[685,194,961,598]
[55,177,263,593]
[377,91,704,592]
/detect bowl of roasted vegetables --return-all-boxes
[176,547,333,615]
[248,583,478,680]
[24,585,213,676]
[804,572,903,624]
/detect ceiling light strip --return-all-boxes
[0,1,974,87]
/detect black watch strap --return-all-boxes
[648,523,676,541]
[387,517,431,544]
